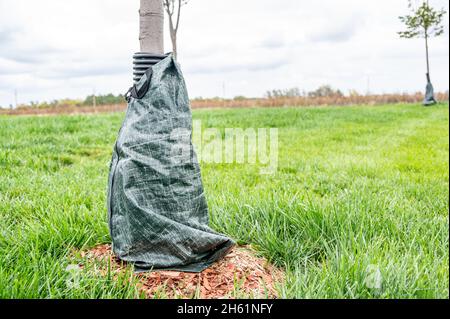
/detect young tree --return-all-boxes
[398,0,446,105]
[163,0,189,59]
[139,0,164,54]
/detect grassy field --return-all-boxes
[0,103,448,298]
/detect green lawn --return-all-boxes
[0,103,448,298]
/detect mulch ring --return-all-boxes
[79,244,284,299]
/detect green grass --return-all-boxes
[0,103,448,298]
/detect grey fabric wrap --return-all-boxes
[107,55,235,272]
[423,80,437,106]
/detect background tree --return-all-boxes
[139,0,164,54]
[398,0,446,105]
[163,0,189,59]
[308,85,344,98]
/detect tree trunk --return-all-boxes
[425,31,430,80]
[168,19,178,59]
[171,34,178,59]
[425,0,430,80]
[164,0,180,60]
[139,0,164,54]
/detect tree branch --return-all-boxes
[175,0,182,33]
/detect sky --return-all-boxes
[0,0,449,107]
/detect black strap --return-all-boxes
[125,67,153,102]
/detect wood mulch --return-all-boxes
[79,244,284,299]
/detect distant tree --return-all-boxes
[83,93,124,106]
[348,89,361,97]
[398,0,446,105]
[308,85,343,98]
[265,87,302,98]
[163,0,189,59]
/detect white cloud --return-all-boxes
[0,0,448,106]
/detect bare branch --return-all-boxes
[163,0,172,16]
[175,0,182,33]
[163,0,190,59]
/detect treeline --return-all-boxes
[191,91,449,109]
[4,85,449,111]
[18,93,125,109]
[265,85,344,98]
[5,85,376,109]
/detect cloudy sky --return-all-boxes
[0,0,449,107]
